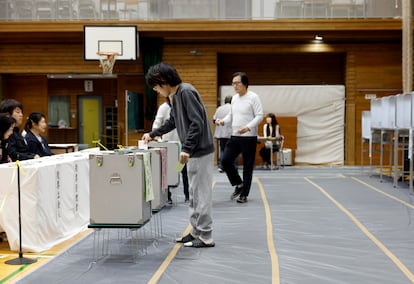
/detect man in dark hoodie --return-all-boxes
[142,62,215,248]
[0,99,39,161]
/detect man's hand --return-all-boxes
[238,126,250,134]
[215,119,224,126]
[180,152,190,164]
[141,133,152,143]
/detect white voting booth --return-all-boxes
[361,110,372,167]
[368,92,414,190]
[396,93,412,129]
[148,141,180,187]
[370,98,382,129]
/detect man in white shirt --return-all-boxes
[152,101,189,203]
[215,72,263,203]
[212,95,233,172]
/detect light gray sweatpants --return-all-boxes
[187,152,214,243]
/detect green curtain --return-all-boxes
[141,38,163,120]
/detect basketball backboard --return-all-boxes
[84,25,138,61]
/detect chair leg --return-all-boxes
[280,150,285,168]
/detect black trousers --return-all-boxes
[168,164,189,200]
[221,136,257,197]
[182,164,189,199]
[218,138,230,169]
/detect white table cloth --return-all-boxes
[0,152,89,252]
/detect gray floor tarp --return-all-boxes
[16,167,414,284]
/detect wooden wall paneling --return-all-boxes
[218,53,345,85]
[0,43,142,74]
[3,75,48,129]
[345,50,356,165]
[353,45,402,89]
[162,44,218,142]
[352,45,402,165]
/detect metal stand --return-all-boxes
[5,164,37,265]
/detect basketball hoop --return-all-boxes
[96,51,119,74]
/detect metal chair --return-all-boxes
[271,135,285,170]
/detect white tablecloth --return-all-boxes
[0,152,90,252]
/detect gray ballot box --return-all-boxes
[144,148,168,211]
[148,141,180,187]
[89,152,152,225]
[119,146,168,211]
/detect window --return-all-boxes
[48,96,70,127]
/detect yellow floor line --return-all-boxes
[147,226,190,284]
[256,177,280,284]
[148,181,217,284]
[351,177,414,209]
[305,177,414,283]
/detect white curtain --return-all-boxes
[220,85,345,165]
[48,96,70,127]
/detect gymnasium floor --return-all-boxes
[2,166,414,284]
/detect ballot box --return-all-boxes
[118,146,168,211]
[89,152,152,225]
[144,148,168,211]
[148,141,180,187]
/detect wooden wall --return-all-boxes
[0,40,403,165]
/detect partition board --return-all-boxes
[219,85,345,165]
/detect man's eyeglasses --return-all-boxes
[232,81,242,86]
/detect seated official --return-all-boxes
[259,113,281,169]
[0,99,39,161]
[24,112,53,157]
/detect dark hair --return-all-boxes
[232,72,249,88]
[0,99,23,115]
[25,112,45,131]
[224,95,232,104]
[267,113,280,136]
[145,62,182,88]
[0,114,16,140]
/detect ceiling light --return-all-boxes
[314,35,324,41]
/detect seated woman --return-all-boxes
[0,114,16,163]
[259,113,281,169]
[0,99,39,161]
[24,112,53,157]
